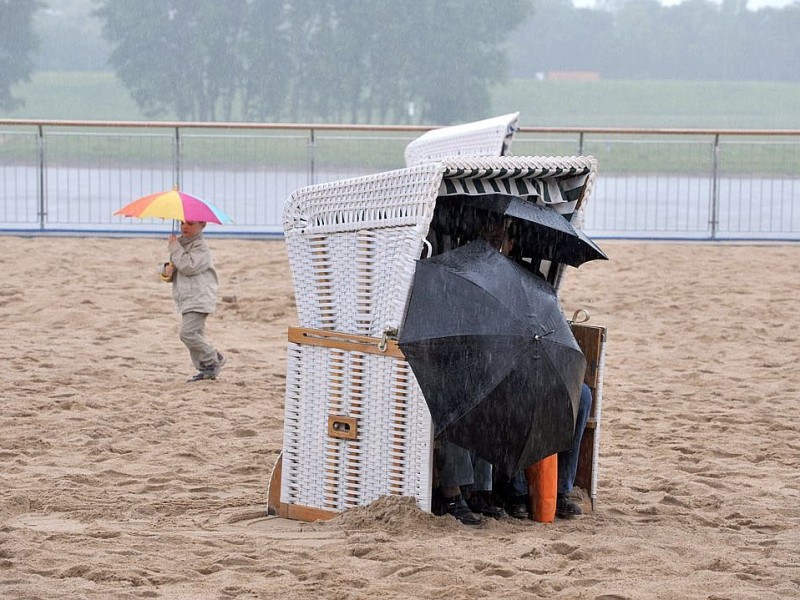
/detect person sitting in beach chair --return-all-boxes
[476,216,592,520]
[435,441,506,525]
[496,383,593,520]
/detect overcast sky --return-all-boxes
[574,0,797,8]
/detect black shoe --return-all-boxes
[507,498,530,520]
[468,492,507,519]
[443,495,482,526]
[556,494,582,519]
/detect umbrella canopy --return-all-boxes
[114,188,233,224]
[398,239,587,477]
[432,194,606,268]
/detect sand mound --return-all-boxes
[329,495,444,532]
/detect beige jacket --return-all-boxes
[167,233,218,314]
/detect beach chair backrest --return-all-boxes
[404,112,520,167]
[283,163,442,338]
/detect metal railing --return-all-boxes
[1,119,799,240]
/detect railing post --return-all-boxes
[174,127,182,189]
[308,128,316,186]
[578,131,585,156]
[710,134,720,240]
[37,125,46,231]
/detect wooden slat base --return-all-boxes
[571,322,607,510]
[278,503,340,522]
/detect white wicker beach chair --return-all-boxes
[270,154,602,521]
[404,112,519,167]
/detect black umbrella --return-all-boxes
[398,239,587,477]
[433,194,607,268]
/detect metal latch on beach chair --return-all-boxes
[287,326,404,358]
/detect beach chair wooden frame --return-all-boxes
[571,322,607,510]
[269,154,604,521]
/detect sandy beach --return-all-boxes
[1,236,798,599]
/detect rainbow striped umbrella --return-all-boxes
[114,188,233,225]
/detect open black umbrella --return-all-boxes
[433,194,607,268]
[398,239,587,477]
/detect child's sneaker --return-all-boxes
[189,353,226,382]
[201,352,226,380]
[186,371,212,382]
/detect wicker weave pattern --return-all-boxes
[284,227,430,336]
[283,164,444,235]
[284,164,444,336]
[404,112,519,167]
[281,342,433,512]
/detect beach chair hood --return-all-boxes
[283,155,597,337]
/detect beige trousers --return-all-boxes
[180,311,217,370]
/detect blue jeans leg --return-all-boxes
[558,383,592,495]
[472,455,493,492]
[510,471,528,497]
[437,441,475,489]
[437,441,493,492]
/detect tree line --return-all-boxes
[0,0,39,111]
[94,0,531,124]
[2,0,799,123]
[510,0,800,82]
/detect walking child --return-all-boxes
[161,220,226,382]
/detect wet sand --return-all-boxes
[1,236,798,599]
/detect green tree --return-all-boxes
[661,0,726,80]
[280,0,339,122]
[508,0,613,77]
[95,0,248,120]
[748,5,800,81]
[0,0,41,110]
[96,0,532,124]
[237,0,292,121]
[409,0,533,124]
[35,0,110,70]
[331,0,419,123]
[608,0,666,78]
